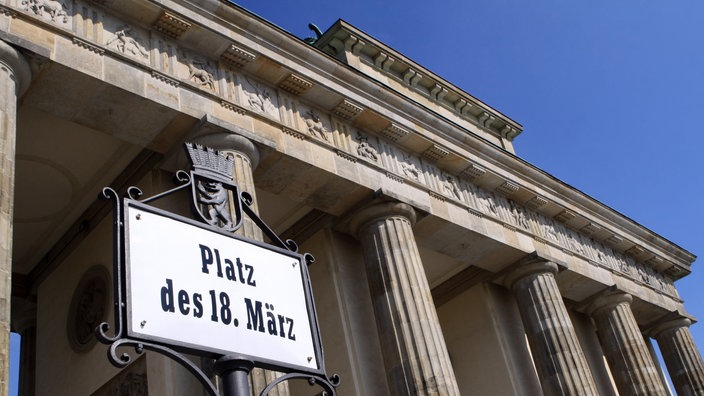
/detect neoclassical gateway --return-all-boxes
[1,0,703,395]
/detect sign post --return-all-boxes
[97,143,339,396]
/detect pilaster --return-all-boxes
[0,39,30,396]
[505,255,598,396]
[652,317,704,396]
[350,201,460,396]
[587,290,667,395]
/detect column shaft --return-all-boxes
[654,319,704,396]
[0,40,30,396]
[507,258,598,396]
[353,202,460,396]
[194,133,284,396]
[589,292,667,395]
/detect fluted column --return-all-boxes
[653,317,704,396]
[505,256,598,396]
[0,40,30,396]
[587,290,667,395]
[350,201,460,396]
[194,133,285,396]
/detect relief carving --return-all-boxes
[441,174,462,201]
[356,133,378,162]
[477,188,500,217]
[539,215,560,243]
[186,57,216,91]
[22,0,68,23]
[400,153,420,181]
[68,266,109,353]
[242,77,277,118]
[508,199,530,230]
[566,229,586,255]
[303,109,328,141]
[107,25,149,59]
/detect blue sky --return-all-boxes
[232,0,704,377]
[9,1,704,393]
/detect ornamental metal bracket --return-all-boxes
[96,142,340,396]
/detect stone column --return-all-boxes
[194,133,285,396]
[350,201,460,396]
[505,255,598,396]
[652,317,704,396]
[587,290,667,395]
[0,40,30,396]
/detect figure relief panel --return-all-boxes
[20,0,71,25]
[240,75,280,120]
[565,228,588,257]
[475,188,502,219]
[507,199,532,231]
[178,50,217,93]
[381,145,425,185]
[104,21,150,62]
[537,213,563,246]
[296,103,330,143]
[354,131,380,163]
[438,172,463,202]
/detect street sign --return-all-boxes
[124,200,321,374]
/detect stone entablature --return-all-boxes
[1,0,692,300]
[314,20,523,153]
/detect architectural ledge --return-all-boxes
[315,20,523,149]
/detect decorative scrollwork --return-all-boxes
[241,191,254,206]
[303,253,315,266]
[259,372,340,396]
[97,143,336,396]
[126,186,143,200]
[101,337,219,396]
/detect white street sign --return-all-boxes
[124,202,319,372]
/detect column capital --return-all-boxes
[651,315,693,339]
[348,200,416,237]
[585,289,633,317]
[193,132,260,170]
[504,253,558,291]
[0,40,31,95]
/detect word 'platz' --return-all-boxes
[158,243,297,340]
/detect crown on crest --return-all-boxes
[185,142,234,180]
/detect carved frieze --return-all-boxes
[105,24,149,61]
[21,0,70,24]
[440,173,462,202]
[355,132,379,163]
[39,4,677,299]
[240,76,279,120]
[302,109,329,142]
[182,53,217,92]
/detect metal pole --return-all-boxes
[214,355,254,396]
